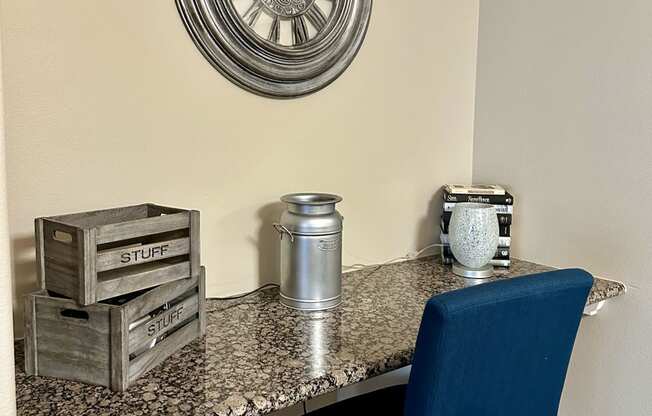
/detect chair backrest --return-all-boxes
[404,269,593,416]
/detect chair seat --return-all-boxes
[307,384,407,416]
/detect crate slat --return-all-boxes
[51,204,149,229]
[96,211,190,244]
[198,266,207,336]
[79,228,97,305]
[189,211,201,277]
[23,294,37,376]
[124,273,199,322]
[35,219,46,289]
[128,294,198,353]
[146,204,186,216]
[96,238,190,272]
[127,320,201,384]
[96,261,191,302]
[110,308,129,392]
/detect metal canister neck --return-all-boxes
[279,193,343,235]
[281,193,342,216]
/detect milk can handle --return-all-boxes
[272,223,294,242]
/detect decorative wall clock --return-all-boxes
[176,0,373,98]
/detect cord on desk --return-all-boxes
[208,243,443,301]
[303,401,307,415]
[343,243,444,277]
[207,283,279,301]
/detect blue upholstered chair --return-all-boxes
[308,269,593,416]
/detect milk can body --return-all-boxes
[274,193,343,311]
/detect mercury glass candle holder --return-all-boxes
[449,203,500,278]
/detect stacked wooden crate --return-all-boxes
[24,204,206,391]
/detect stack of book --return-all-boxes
[440,184,514,268]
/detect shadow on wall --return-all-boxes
[415,188,444,254]
[251,201,285,287]
[11,234,38,337]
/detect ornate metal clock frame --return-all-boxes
[176,0,373,98]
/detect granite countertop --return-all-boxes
[15,257,625,416]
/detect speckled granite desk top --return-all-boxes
[15,257,625,416]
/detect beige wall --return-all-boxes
[1,0,479,337]
[0,14,17,415]
[474,0,652,415]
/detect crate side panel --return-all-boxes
[41,220,81,299]
[34,297,112,386]
[42,220,79,266]
[43,262,79,301]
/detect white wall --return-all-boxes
[1,0,479,338]
[473,1,652,415]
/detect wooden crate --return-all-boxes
[24,267,207,391]
[35,203,200,305]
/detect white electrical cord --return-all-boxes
[343,243,445,275]
[205,243,446,303]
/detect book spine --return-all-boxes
[441,255,511,268]
[443,203,513,215]
[490,259,511,267]
[494,247,510,259]
[444,185,505,195]
[441,257,454,265]
[443,191,514,205]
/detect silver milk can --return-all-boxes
[273,193,343,311]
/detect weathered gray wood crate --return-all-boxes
[24,267,207,391]
[35,203,200,305]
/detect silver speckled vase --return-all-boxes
[449,203,500,278]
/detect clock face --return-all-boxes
[176,0,373,98]
[260,0,318,18]
[236,0,331,46]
